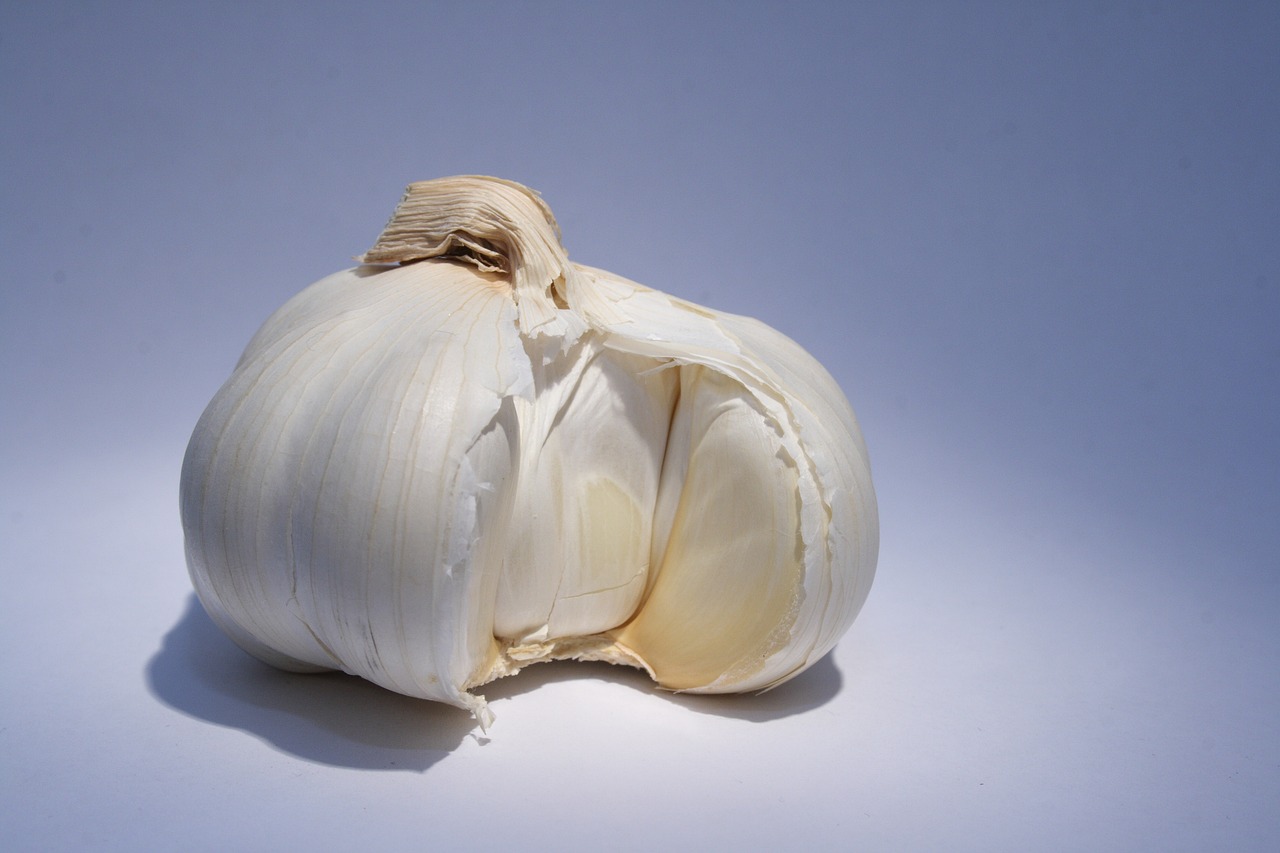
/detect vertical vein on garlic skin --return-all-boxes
[193,320,337,662]
[372,300,435,695]
[186,309,307,666]
[377,271,512,700]
[278,276,426,665]
[422,285,523,706]
[298,312,407,684]
[296,275,453,687]
[393,279,508,695]
[453,395,522,690]
[279,279,432,634]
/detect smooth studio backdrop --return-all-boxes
[2,2,1277,850]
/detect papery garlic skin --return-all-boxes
[181,176,877,725]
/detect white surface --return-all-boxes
[2,3,1277,850]
[4,435,1275,850]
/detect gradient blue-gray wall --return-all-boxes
[2,2,1276,848]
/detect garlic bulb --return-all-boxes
[180,176,877,727]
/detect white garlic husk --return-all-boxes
[180,176,878,727]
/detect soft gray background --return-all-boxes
[2,2,1277,850]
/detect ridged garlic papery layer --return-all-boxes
[181,176,877,727]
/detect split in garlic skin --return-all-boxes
[181,176,878,727]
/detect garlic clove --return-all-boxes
[609,364,805,690]
[499,344,678,643]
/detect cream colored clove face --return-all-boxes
[180,176,878,728]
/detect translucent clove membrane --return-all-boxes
[181,176,878,727]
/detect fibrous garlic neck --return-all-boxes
[358,175,608,343]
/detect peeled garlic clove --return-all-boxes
[181,176,878,727]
